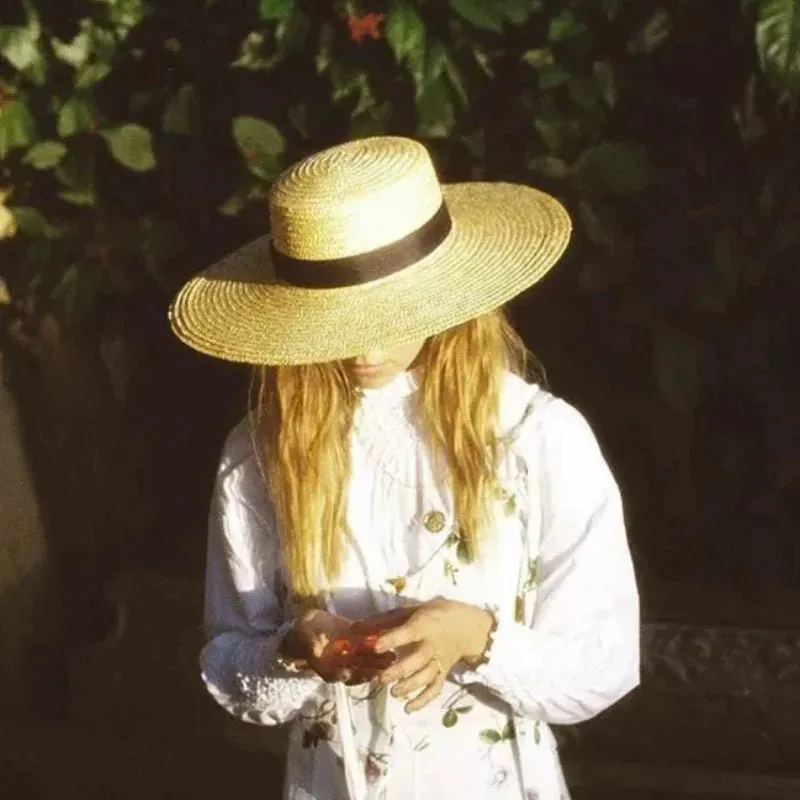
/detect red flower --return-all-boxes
[345,12,384,44]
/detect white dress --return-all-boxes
[201,370,640,800]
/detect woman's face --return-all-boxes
[344,339,426,389]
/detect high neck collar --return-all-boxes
[357,367,421,409]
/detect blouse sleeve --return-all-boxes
[200,425,325,725]
[454,398,640,725]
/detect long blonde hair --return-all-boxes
[254,307,534,601]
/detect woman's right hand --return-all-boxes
[279,609,392,684]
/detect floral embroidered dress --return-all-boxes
[201,370,640,800]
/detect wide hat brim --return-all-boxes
[169,182,572,366]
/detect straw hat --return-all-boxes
[169,136,572,365]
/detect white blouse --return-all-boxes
[201,370,640,800]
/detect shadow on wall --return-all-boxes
[0,351,52,719]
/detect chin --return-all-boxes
[353,372,396,389]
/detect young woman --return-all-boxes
[170,136,640,800]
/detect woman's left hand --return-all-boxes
[351,597,494,712]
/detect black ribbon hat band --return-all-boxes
[270,202,453,289]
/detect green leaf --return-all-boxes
[58,96,96,137]
[534,118,562,152]
[100,124,156,171]
[442,709,459,728]
[0,20,41,71]
[139,216,185,289]
[593,61,616,107]
[449,0,504,32]
[416,76,455,138]
[522,48,554,68]
[23,141,67,170]
[10,207,62,239]
[576,142,653,195]
[538,64,570,90]
[455,705,473,714]
[480,728,502,744]
[386,4,426,72]
[652,325,700,413]
[628,9,671,54]
[756,0,800,93]
[316,23,335,74]
[51,261,105,325]
[52,25,92,67]
[576,199,615,249]
[441,48,468,105]
[349,102,392,138]
[94,0,147,31]
[55,152,97,206]
[548,9,587,42]
[500,0,533,25]
[232,116,285,157]
[162,83,199,134]
[259,0,297,20]
[76,62,111,88]
[0,100,36,157]
[568,77,600,110]
[529,154,568,181]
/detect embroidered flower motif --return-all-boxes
[443,559,459,585]
[386,576,407,594]
[490,768,509,787]
[440,688,473,728]
[345,12,385,43]
[363,750,389,783]
[522,557,540,592]
[445,526,472,564]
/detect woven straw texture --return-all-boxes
[169,137,572,365]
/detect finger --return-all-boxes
[379,645,429,685]
[405,675,445,713]
[390,660,440,699]
[345,666,381,686]
[374,618,422,654]
[351,606,416,635]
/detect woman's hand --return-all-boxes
[352,597,494,712]
[280,609,393,684]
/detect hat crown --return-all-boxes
[268,137,444,262]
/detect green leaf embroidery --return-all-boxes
[480,728,502,744]
[443,560,459,585]
[456,705,473,714]
[442,708,459,728]
[502,720,515,740]
[100,124,156,172]
[523,557,540,592]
